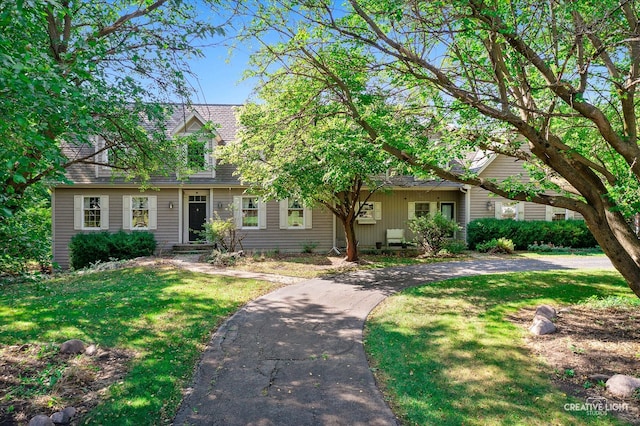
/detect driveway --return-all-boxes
[173,256,614,425]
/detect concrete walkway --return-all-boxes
[173,256,614,426]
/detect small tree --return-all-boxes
[203,212,245,253]
[408,213,461,256]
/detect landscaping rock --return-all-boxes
[28,415,54,426]
[60,339,85,354]
[85,344,97,356]
[50,406,75,425]
[606,374,640,398]
[529,315,556,335]
[534,304,557,320]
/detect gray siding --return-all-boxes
[335,189,465,249]
[469,155,582,222]
[216,189,334,253]
[53,188,181,269]
[53,187,335,268]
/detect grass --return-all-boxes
[365,270,633,425]
[0,266,280,425]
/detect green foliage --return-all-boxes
[365,270,632,425]
[301,241,319,254]
[0,190,52,275]
[0,267,279,425]
[467,218,597,250]
[203,212,245,252]
[0,1,225,218]
[442,240,468,255]
[476,238,515,254]
[408,212,461,255]
[69,231,156,269]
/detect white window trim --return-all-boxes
[495,201,525,220]
[74,195,109,230]
[408,201,438,220]
[233,196,267,230]
[357,201,382,224]
[179,137,216,178]
[123,195,157,230]
[545,205,575,221]
[279,199,313,229]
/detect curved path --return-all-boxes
[173,256,614,426]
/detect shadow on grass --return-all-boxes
[365,269,630,425]
[0,266,278,425]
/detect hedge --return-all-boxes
[466,218,597,250]
[69,230,156,269]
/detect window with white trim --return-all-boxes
[357,201,382,224]
[408,201,437,220]
[279,199,313,229]
[495,201,524,220]
[546,206,575,221]
[122,195,158,230]
[233,196,267,229]
[74,195,109,230]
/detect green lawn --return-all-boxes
[365,270,634,425]
[0,266,280,425]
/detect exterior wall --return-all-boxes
[469,154,583,222]
[214,189,334,253]
[335,189,466,249]
[53,187,181,269]
[53,186,336,268]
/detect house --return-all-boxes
[52,104,580,268]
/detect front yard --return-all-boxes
[0,266,280,425]
[365,269,640,425]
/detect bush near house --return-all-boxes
[69,231,156,269]
[467,218,597,250]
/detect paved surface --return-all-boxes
[173,256,614,426]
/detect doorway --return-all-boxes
[188,195,207,242]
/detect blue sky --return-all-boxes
[185,43,255,105]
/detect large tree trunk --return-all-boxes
[583,206,640,298]
[342,218,359,262]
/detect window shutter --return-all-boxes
[258,200,267,229]
[373,202,382,220]
[429,202,438,217]
[494,202,503,219]
[304,207,313,229]
[74,195,83,230]
[122,196,132,230]
[279,199,288,229]
[233,196,242,228]
[517,202,525,221]
[100,195,109,229]
[545,205,553,222]
[148,196,157,230]
[408,202,416,220]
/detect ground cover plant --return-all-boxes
[365,270,638,425]
[0,265,280,425]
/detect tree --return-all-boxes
[0,0,226,219]
[217,54,398,261]
[236,0,640,297]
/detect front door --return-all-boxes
[188,199,207,242]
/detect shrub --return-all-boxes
[467,218,597,250]
[69,231,156,269]
[0,199,52,275]
[476,238,514,254]
[408,212,461,255]
[442,240,468,255]
[203,212,245,252]
[301,241,318,254]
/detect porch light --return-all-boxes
[169,202,174,209]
